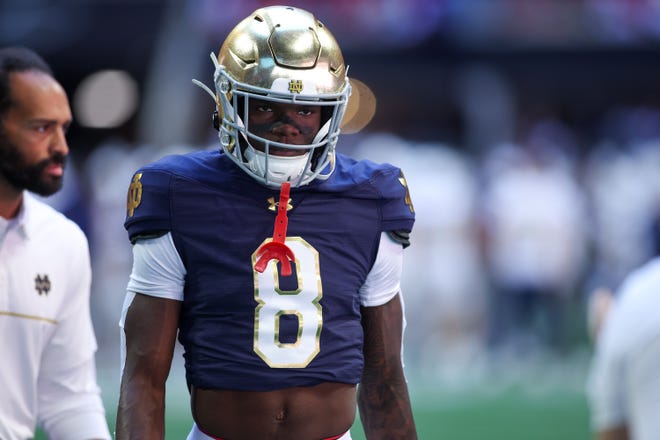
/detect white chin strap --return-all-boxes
[243,146,311,186]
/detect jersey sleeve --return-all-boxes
[373,166,416,233]
[124,167,174,243]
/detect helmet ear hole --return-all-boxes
[212,110,220,131]
[321,106,333,127]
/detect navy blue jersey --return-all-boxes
[124,150,415,391]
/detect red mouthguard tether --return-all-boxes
[254,181,295,276]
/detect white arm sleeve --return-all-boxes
[126,232,186,300]
[38,356,110,440]
[359,231,404,307]
[587,312,627,431]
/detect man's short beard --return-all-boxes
[0,133,65,196]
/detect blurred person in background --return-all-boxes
[352,136,489,382]
[587,213,660,440]
[0,46,111,440]
[584,141,660,296]
[480,139,588,356]
[116,6,417,440]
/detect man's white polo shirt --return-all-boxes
[587,256,660,440]
[0,192,110,440]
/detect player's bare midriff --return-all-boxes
[191,382,357,440]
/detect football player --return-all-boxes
[116,6,417,440]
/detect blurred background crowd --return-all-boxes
[3,0,660,434]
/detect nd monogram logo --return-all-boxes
[398,171,415,214]
[288,80,303,94]
[35,274,51,295]
[127,173,143,217]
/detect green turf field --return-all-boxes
[36,351,592,439]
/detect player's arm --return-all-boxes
[359,293,417,439]
[116,293,180,439]
[116,233,185,440]
[357,232,417,439]
[597,426,628,440]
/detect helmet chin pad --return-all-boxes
[243,145,312,187]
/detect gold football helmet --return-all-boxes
[194,6,351,187]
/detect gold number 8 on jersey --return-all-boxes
[252,237,323,368]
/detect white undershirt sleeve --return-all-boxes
[359,231,404,307]
[126,232,186,300]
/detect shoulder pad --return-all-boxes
[130,230,169,245]
[386,229,411,248]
